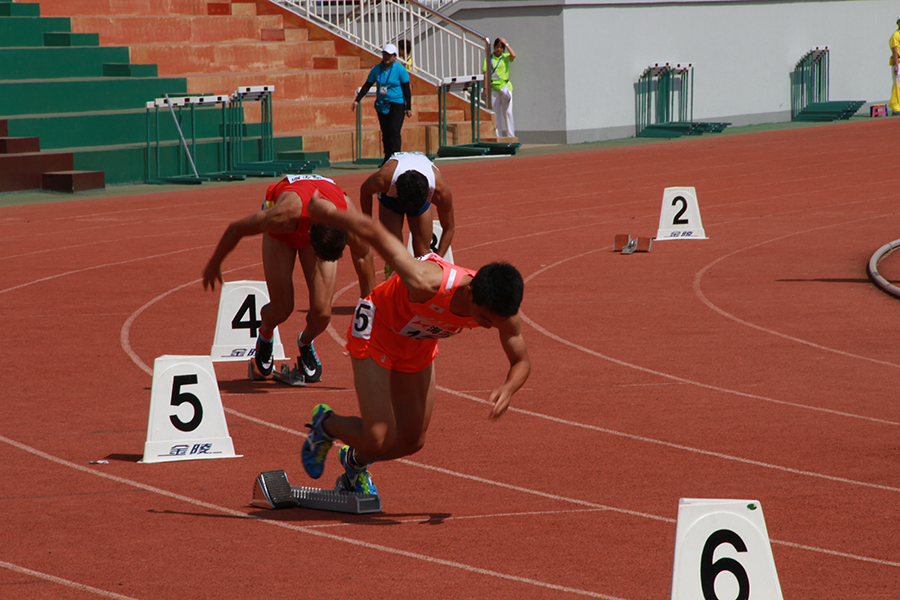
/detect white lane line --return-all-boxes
[0,560,141,600]
[0,433,625,600]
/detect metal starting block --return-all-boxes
[251,469,381,514]
[614,235,653,254]
[248,358,307,386]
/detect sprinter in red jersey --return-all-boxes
[202,175,375,382]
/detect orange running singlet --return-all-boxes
[345,254,479,372]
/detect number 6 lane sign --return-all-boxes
[656,187,707,240]
[670,498,783,600]
[141,355,241,464]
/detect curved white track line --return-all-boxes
[693,214,900,369]
[0,560,141,600]
[520,249,900,426]
[0,432,626,600]
[0,245,207,296]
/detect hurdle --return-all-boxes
[145,93,238,184]
[145,85,315,183]
[353,87,382,165]
[436,75,520,159]
[635,63,730,138]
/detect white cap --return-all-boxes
[383,43,398,55]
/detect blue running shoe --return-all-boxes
[301,404,334,479]
[254,335,274,376]
[335,445,378,496]
[297,337,322,383]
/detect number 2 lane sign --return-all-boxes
[656,187,707,240]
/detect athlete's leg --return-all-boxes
[407,207,435,257]
[260,235,297,334]
[324,357,435,463]
[377,201,406,244]
[296,244,337,346]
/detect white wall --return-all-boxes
[447,0,898,143]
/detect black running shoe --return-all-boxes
[298,337,322,383]
[254,335,274,376]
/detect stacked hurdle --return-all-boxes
[145,85,316,184]
[436,75,520,158]
[635,63,730,138]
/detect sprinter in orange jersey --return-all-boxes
[298,190,530,497]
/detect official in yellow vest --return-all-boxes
[889,16,900,114]
[483,37,516,138]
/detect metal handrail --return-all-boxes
[272,0,492,108]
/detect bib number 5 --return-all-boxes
[352,299,375,339]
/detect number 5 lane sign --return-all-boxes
[141,355,241,464]
[670,498,783,600]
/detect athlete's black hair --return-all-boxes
[395,170,430,211]
[469,262,523,318]
[309,223,347,262]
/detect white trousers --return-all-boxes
[491,85,514,138]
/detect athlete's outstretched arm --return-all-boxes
[201,193,303,290]
[488,315,531,419]
[308,191,441,299]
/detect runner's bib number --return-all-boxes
[352,298,375,339]
[286,174,334,184]
[398,314,458,340]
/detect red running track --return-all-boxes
[2,119,900,599]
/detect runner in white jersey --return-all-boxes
[359,152,455,262]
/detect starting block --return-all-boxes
[615,235,653,254]
[248,357,307,386]
[251,469,382,514]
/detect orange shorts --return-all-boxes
[345,321,439,373]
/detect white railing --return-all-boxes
[273,0,491,103]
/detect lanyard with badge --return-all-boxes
[490,55,503,81]
[377,63,391,96]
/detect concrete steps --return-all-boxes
[0,123,104,192]
[72,14,286,45]
[1,0,495,189]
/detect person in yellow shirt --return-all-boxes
[483,37,516,138]
[398,39,415,74]
[889,16,900,114]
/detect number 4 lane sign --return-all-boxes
[210,280,287,362]
[657,187,707,240]
[141,355,241,464]
[670,498,783,600]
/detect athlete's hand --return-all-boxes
[488,387,512,420]
[202,259,222,291]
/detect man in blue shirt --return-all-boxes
[351,43,413,165]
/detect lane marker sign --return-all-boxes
[141,355,241,464]
[210,280,286,362]
[407,220,454,263]
[670,498,783,600]
[656,187,707,240]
